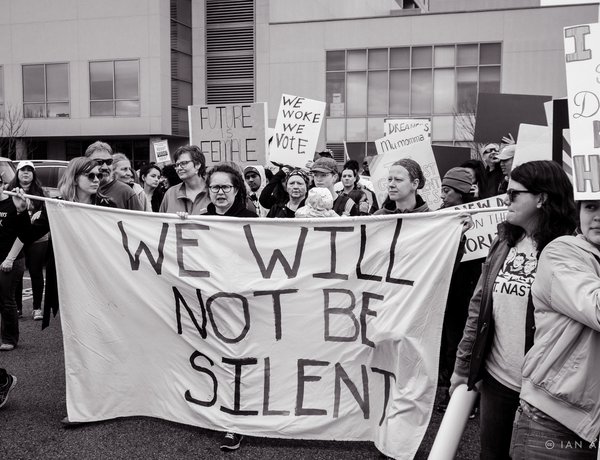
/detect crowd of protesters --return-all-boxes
[0,136,598,459]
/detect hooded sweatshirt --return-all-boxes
[243,165,268,217]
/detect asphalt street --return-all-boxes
[0,278,479,460]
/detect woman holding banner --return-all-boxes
[509,199,599,459]
[204,163,257,218]
[450,161,577,460]
[374,158,429,214]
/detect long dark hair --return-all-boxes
[8,165,46,213]
[498,160,577,253]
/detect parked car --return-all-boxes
[29,159,69,197]
[0,157,16,187]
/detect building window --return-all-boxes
[325,43,502,155]
[22,63,70,118]
[89,60,140,117]
[171,0,193,137]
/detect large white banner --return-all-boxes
[564,23,600,199]
[46,201,463,460]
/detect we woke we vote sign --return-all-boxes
[269,94,326,168]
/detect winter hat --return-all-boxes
[442,167,473,194]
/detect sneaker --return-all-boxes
[220,432,243,451]
[33,309,43,321]
[469,406,479,419]
[0,343,15,351]
[436,391,450,413]
[0,374,17,408]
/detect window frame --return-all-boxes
[89,59,141,117]
[22,62,70,119]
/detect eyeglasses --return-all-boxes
[209,184,233,193]
[94,158,113,166]
[82,172,103,181]
[506,189,535,202]
[174,160,193,169]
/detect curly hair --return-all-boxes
[206,162,247,204]
[173,145,206,178]
[498,160,577,253]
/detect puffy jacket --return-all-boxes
[453,237,536,389]
[520,235,600,442]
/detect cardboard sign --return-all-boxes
[383,118,431,138]
[513,124,552,169]
[372,126,442,210]
[270,94,326,168]
[46,199,464,460]
[189,103,268,167]
[153,140,171,164]
[564,23,600,199]
[474,92,551,143]
[453,195,507,261]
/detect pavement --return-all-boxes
[0,278,480,460]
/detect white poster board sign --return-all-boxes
[452,195,507,261]
[189,103,268,167]
[153,140,171,164]
[371,126,442,210]
[513,124,552,169]
[383,118,431,138]
[270,94,326,168]
[564,23,600,199]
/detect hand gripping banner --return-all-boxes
[46,200,463,460]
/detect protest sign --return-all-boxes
[270,94,326,168]
[189,103,268,167]
[564,23,600,199]
[563,129,573,181]
[452,195,507,261]
[383,118,431,138]
[372,126,442,210]
[473,92,551,143]
[431,145,471,178]
[513,124,552,169]
[152,140,171,164]
[46,200,464,460]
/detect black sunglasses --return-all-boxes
[506,189,535,202]
[95,158,113,166]
[83,172,103,181]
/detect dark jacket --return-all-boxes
[266,200,305,218]
[374,193,430,215]
[204,195,258,218]
[453,237,536,390]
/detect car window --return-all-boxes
[0,161,16,185]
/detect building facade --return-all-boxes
[0,0,596,165]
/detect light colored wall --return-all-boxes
[0,0,172,138]
[259,4,597,148]
[269,0,399,23]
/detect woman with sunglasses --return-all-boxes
[509,199,599,459]
[260,165,309,218]
[204,163,257,218]
[159,145,211,215]
[7,161,48,320]
[11,157,116,325]
[450,161,577,460]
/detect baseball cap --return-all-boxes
[310,157,338,174]
[496,145,516,161]
[17,160,35,171]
